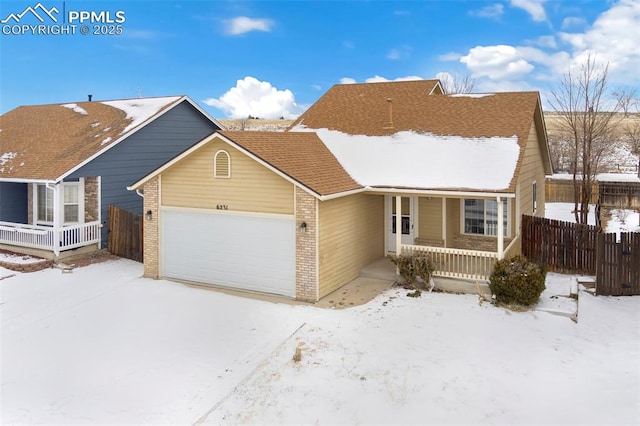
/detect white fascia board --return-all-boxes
[0,177,58,184]
[56,96,188,182]
[365,187,516,198]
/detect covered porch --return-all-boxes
[377,191,521,282]
[0,178,101,257]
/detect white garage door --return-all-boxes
[161,209,296,297]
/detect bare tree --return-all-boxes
[549,55,624,225]
[613,88,638,117]
[438,72,477,94]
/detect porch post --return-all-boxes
[52,183,62,256]
[497,196,504,259]
[441,197,447,247]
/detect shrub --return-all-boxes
[390,253,436,290]
[489,255,547,306]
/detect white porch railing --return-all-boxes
[0,221,101,254]
[402,244,498,281]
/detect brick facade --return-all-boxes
[84,177,100,222]
[295,187,318,301]
[142,177,160,279]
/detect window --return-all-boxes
[214,150,231,178]
[532,181,537,213]
[63,184,79,222]
[463,199,508,236]
[37,185,54,222]
[36,182,81,224]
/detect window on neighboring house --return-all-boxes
[214,150,231,178]
[463,199,509,236]
[532,181,537,213]
[36,183,81,224]
[37,185,54,222]
[63,184,79,222]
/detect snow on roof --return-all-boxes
[61,103,88,115]
[101,96,181,134]
[448,93,494,98]
[312,129,520,191]
[550,173,640,183]
[0,152,17,173]
[597,173,640,183]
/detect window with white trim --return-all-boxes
[463,199,509,237]
[214,150,231,178]
[36,184,54,222]
[36,182,82,224]
[63,184,79,222]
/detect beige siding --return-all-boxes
[318,194,384,298]
[518,123,547,219]
[161,138,294,214]
[417,197,442,239]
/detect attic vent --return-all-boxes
[383,98,394,129]
[214,150,231,178]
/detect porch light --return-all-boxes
[145,210,153,221]
[299,221,307,234]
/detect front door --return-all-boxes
[386,196,415,254]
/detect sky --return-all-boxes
[0,0,639,119]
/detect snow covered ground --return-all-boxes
[2,259,638,424]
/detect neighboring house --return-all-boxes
[0,96,221,257]
[130,80,553,301]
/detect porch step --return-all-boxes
[55,262,76,273]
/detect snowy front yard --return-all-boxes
[2,259,639,425]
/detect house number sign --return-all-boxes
[216,204,228,210]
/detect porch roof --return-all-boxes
[0,96,214,183]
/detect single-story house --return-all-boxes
[130,80,553,301]
[0,95,221,257]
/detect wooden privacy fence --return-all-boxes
[107,204,143,262]
[522,215,639,296]
[522,215,598,274]
[596,232,640,296]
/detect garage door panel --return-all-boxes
[161,209,295,297]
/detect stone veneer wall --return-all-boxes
[27,184,33,225]
[142,177,160,279]
[295,187,318,301]
[84,177,100,222]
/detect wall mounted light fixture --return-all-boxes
[299,221,307,234]
[145,210,153,220]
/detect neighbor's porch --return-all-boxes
[0,178,101,256]
[378,192,521,282]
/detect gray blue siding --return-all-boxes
[0,182,28,223]
[67,100,219,247]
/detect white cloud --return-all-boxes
[224,16,273,35]
[526,35,557,49]
[461,45,535,80]
[439,52,462,61]
[343,40,354,49]
[339,76,423,84]
[469,3,504,19]
[558,0,640,82]
[311,84,322,91]
[561,16,586,29]
[203,77,303,119]
[386,45,411,60]
[510,0,547,22]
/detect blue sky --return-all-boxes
[1,0,638,118]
